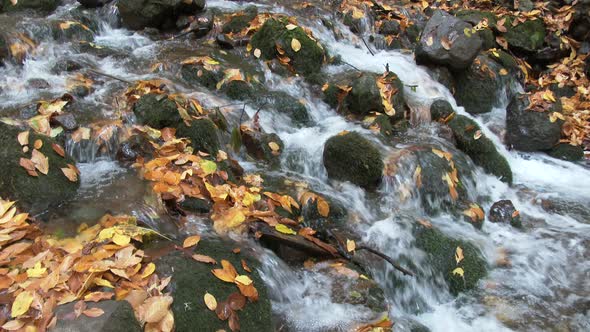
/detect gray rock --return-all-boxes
[117,0,206,30]
[416,10,482,70]
[52,113,79,131]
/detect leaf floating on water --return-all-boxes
[183,235,201,248]
[11,291,33,318]
[291,38,301,52]
[455,246,464,264]
[452,267,464,277]
[204,293,217,311]
[275,224,296,235]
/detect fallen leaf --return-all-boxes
[229,311,240,332]
[455,246,464,265]
[234,275,253,286]
[253,48,261,58]
[82,307,105,318]
[241,259,251,273]
[204,293,217,311]
[346,239,356,253]
[31,149,49,175]
[2,320,25,331]
[61,167,78,182]
[452,267,464,277]
[192,254,217,264]
[33,139,43,149]
[17,131,29,146]
[268,141,280,152]
[275,224,296,235]
[11,291,33,317]
[285,24,297,30]
[52,143,65,157]
[141,262,156,279]
[139,296,173,323]
[183,235,201,248]
[227,292,246,311]
[317,197,329,217]
[291,38,301,52]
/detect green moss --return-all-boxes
[222,80,257,101]
[265,91,310,125]
[448,115,512,184]
[133,94,182,129]
[250,18,325,76]
[0,122,80,214]
[430,99,454,121]
[222,6,258,34]
[414,224,487,295]
[175,118,220,154]
[322,84,340,108]
[156,240,273,332]
[181,64,222,90]
[322,131,383,190]
[454,54,505,115]
[504,17,546,51]
[547,143,584,162]
[455,10,498,25]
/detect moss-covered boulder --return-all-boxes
[1,0,61,12]
[175,118,220,154]
[132,93,182,129]
[117,0,206,30]
[222,6,258,34]
[503,17,546,52]
[264,91,311,125]
[241,128,284,166]
[323,132,383,190]
[53,300,141,332]
[181,63,223,90]
[506,93,563,152]
[155,239,273,332]
[250,18,326,76]
[547,143,584,162]
[0,122,80,214]
[414,223,487,295]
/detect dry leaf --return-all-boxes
[346,239,356,253]
[17,131,29,146]
[253,48,261,58]
[183,235,201,248]
[61,167,78,182]
[455,246,464,264]
[192,254,217,264]
[82,307,105,318]
[31,149,49,175]
[234,275,253,286]
[52,143,65,157]
[33,139,43,149]
[291,38,301,52]
[11,291,33,317]
[139,296,173,323]
[204,293,217,311]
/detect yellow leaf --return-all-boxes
[253,48,261,58]
[426,36,434,46]
[268,141,280,152]
[11,291,33,317]
[455,246,464,265]
[140,296,173,323]
[542,90,556,102]
[234,275,253,286]
[452,267,464,277]
[141,262,156,279]
[285,24,297,30]
[94,277,114,288]
[499,68,508,76]
[346,239,356,253]
[291,38,301,52]
[61,167,78,182]
[199,159,217,175]
[204,293,217,311]
[112,233,131,246]
[26,262,47,278]
[183,235,201,248]
[275,224,296,235]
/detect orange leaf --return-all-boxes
[182,235,201,248]
[192,254,217,264]
[82,307,105,318]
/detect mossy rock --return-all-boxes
[179,197,211,213]
[250,18,325,76]
[448,115,512,184]
[264,91,311,125]
[222,80,259,101]
[414,223,487,295]
[132,94,182,129]
[300,193,348,238]
[181,64,222,90]
[222,6,258,34]
[2,0,61,12]
[155,239,273,332]
[53,300,141,332]
[504,17,546,52]
[0,122,80,214]
[547,143,584,162]
[175,118,220,154]
[455,10,498,26]
[241,130,284,166]
[323,131,383,190]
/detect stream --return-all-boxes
[1,1,589,331]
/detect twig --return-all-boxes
[343,61,361,72]
[361,36,375,56]
[87,68,132,84]
[356,245,414,276]
[169,27,211,40]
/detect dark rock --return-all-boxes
[570,1,590,41]
[0,122,80,214]
[181,63,222,90]
[1,0,61,12]
[53,300,141,332]
[51,59,83,74]
[379,19,401,35]
[216,34,235,49]
[264,91,311,125]
[77,0,111,8]
[117,0,206,30]
[414,222,487,295]
[250,18,326,76]
[175,118,220,154]
[323,131,383,190]
[415,10,482,70]
[155,239,273,332]
[504,17,546,52]
[132,93,182,129]
[0,33,8,66]
[221,6,258,34]
[430,99,454,121]
[222,80,258,101]
[187,12,214,38]
[179,197,211,213]
[51,113,79,131]
[27,78,50,90]
[425,65,454,91]
[116,134,153,162]
[506,93,563,151]
[241,129,284,166]
[489,199,521,228]
[547,143,584,162]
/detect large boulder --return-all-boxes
[455,10,498,50]
[250,18,326,76]
[52,300,142,332]
[0,122,80,214]
[117,0,206,30]
[415,10,482,70]
[132,93,182,129]
[414,223,487,295]
[155,239,273,332]
[175,118,220,154]
[1,0,61,12]
[77,0,111,8]
[506,93,563,151]
[503,17,546,52]
[323,132,383,190]
[430,100,513,184]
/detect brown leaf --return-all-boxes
[215,301,231,321]
[82,307,105,318]
[31,149,49,175]
[192,254,217,264]
[241,259,251,273]
[317,197,329,217]
[227,292,246,311]
[19,158,38,177]
[139,295,173,323]
[236,282,258,301]
[229,311,240,332]
[182,235,201,248]
[61,167,78,182]
[52,143,65,157]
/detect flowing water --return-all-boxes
[1,1,589,331]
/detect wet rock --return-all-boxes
[117,0,206,30]
[155,239,273,332]
[414,223,487,295]
[300,193,348,237]
[241,128,284,166]
[51,20,95,43]
[221,6,258,34]
[52,300,141,332]
[415,10,482,70]
[51,59,83,74]
[181,63,222,90]
[489,199,521,228]
[430,99,454,121]
[379,19,401,35]
[215,34,235,49]
[547,143,584,162]
[0,33,8,66]
[570,1,590,42]
[455,10,498,50]
[77,0,111,8]
[51,113,79,131]
[453,53,510,115]
[0,122,80,214]
[116,134,153,162]
[27,78,50,90]
[503,17,546,52]
[175,118,220,154]
[425,65,454,91]
[179,197,211,213]
[250,18,326,76]
[75,42,123,58]
[1,0,61,12]
[132,93,182,129]
[186,12,214,38]
[506,93,563,152]
[223,80,258,101]
[323,131,383,190]
[264,91,311,126]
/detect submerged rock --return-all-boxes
[414,223,487,295]
[547,143,584,162]
[53,300,141,332]
[116,134,154,162]
[489,200,521,228]
[506,93,563,152]
[0,122,80,214]
[250,18,326,76]
[175,118,220,154]
[415,10,482,70]
[155,240,273,332]
[323,131,383,190]
[132,93,182,129]
[117,0,206,30]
